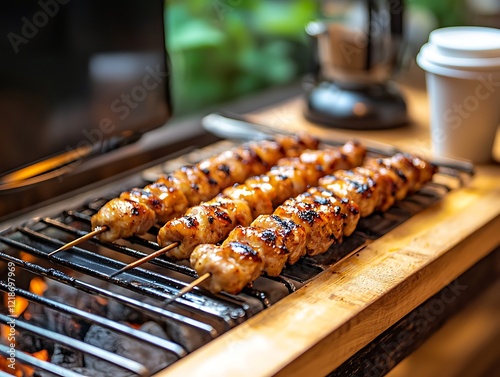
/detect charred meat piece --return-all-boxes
[158,142,367,260]
[318,171,379,217]
[91,134,319,242]
[91,198,156,242]
[305,187,360,237]
[190,242,264,295]
[158,197,253,260]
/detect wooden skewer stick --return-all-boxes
[109,241,210,305]
[109,242,180,278]
[48,226,108,256]
[163,272,211,307]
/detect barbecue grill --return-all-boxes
[0,136,476,376]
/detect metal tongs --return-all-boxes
[203,111,399,154]
[202,111,475,176]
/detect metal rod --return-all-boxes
[0,344,86,377]
[202,112,401,155]
[109,242,179,278]
[0,248,218,335]
[0,313,150,377]
[163,272,211,307]
[42,217,197,276]
[48,226,108,256]
[0,282,187,358]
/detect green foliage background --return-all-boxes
[165,0,318,115]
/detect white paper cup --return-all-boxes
[417,27,500,163]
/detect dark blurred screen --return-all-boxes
[0,0,170,175]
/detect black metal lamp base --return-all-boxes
[304,81,408,130]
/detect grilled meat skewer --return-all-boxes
[319,154,435,216]
[191,153,437,294]
[91,134,319,242]
[157,142,367,260]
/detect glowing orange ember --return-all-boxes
[0,349,50,376]
[1,277,45,322]
[2,294,28,319]
[0,355,7,372]
[31,349,49,362]
[29,277,47,296]
[0,354,27,376]
[0,277,50,376]
[95,296,108,306]
[19,252,36,263]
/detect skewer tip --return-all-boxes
[163,272,211,307]
[48,226,107,257]
[109,242,180,278]
[109,269,124,279]
[47,246,67,257]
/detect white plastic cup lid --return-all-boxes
[417,26,500,78]
[430,26,500,59]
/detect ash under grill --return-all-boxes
[0,140,473,377]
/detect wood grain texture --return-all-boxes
[155,85,500,377]
[329,249,499,377]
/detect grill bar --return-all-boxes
[0,282,187,358]
[11,227,244,326]
[0,249,217,336]
[0,344,85,377]
[0,313,150,377]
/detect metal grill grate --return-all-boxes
[0,140,474,377]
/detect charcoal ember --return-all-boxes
[106,286,208,352]
[51,344,83,369]
[165,319,209,352]
[43,280,107,317]
[107,300,149,324]
[24,298,47,324]
[44,311,88,340]
[43,280,107,339]
[83,321,177,376]
[139,295,216,352]
[139,321,167,339]
[16,331,54,356]
[134,321,179,370]
[17,302,54,354]
[106,285,152,323]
